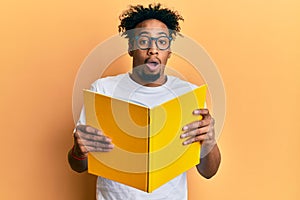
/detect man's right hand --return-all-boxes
[73,125,114,158]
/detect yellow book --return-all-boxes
[83,85,207,192]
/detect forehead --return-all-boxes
[134,19,169,36]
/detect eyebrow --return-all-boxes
[138,31,168,36]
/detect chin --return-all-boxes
[140,71,161,82]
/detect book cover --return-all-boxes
[83,84,207,192]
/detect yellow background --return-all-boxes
[0,0,299,199]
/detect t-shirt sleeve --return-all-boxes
[76,79,104,125]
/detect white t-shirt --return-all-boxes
[78,73,197,200]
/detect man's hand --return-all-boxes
[73,125,114,158]
[180,108,220,179]
[180,108,216,151]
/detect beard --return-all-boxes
[139,70,161,82]
[133,64,162,83]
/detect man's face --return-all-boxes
[129,19,171,84]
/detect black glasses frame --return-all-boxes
[134,35,172,50]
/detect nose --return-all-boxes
[148,48,158,55]
[147,41,159,55]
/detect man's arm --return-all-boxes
[181,109,221,178]
[68,145,88,173]
[196,143,221,178]
[67,125,114,173]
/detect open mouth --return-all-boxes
[145,61,159,71]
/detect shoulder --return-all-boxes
[90,74,128,93]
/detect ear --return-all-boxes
[128,39,134,57]
[167,51,172,59]
[128,50,133,57]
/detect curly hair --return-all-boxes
[118,3,184,38]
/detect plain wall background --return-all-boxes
[0,0,299,199]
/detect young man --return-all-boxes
[68,3,221,200]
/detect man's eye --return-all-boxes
[139,40,149,45]
[158,40,167,45]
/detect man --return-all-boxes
[68,3,221,200]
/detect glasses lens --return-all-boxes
[137,36,150,50]
[157,36,170,50]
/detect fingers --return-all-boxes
[193,108,209,116]
[180,125,210,139]
[182,133,211,145]
[182,118,211,132]
[74,125,114,153]
[77,132,111,143]
[182,109,211,131]
[77,124,104,136]
[77,137,114,152]
[181,109,215,145]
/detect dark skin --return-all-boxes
[68,19,221,178]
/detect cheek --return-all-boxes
[133,51,146,64]
[161,52,171,64]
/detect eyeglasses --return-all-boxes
[135,35,172,50]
